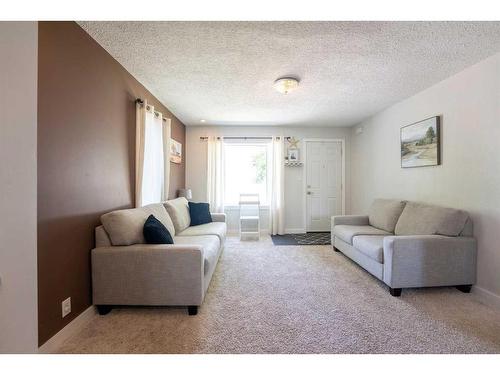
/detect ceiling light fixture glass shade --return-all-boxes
[273,77,300,94]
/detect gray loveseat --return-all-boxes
[331,199,476,296]
[92,197,226,315]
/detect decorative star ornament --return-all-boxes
[287,136,300,149]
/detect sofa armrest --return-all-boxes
[383,235,477,288]
[92,244,204,306]
[332,215,369,227]
[211,213,226,223]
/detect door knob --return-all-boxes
[307,191,312,195]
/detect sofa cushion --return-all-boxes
[394,202,469,236]
[333,225,391,245]
[177,222,227,243]
[173,235,221,275]
[368,199,406,232]
[352,235,385,263]
[95,225,112,247]
[164,197,191,233]
[101,203,175,246]
[143,215,174,244]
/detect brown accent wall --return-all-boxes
[37,21,186,346]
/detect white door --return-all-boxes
[305,140,342,232]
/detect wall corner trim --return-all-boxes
[38,305,96,354]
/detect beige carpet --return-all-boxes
[58,237,500,354]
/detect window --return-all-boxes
[223,140,272,206]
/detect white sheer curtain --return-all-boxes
[135,100,171,207]
[162,118,172,201]
[270,136,285,235]
[206,136,225,213]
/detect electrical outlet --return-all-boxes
[62,297,71,318]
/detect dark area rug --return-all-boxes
[271,232,331,246]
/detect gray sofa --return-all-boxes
[331,199,477,296]
[92,197,226,315]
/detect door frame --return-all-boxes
[302,138,345,232]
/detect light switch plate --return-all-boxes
[62,297,71,318]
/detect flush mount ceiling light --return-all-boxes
[273,77,300,95]
[200,119,206,123]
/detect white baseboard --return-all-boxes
[227,229,269,236]
[472,286,500,310]
[285,228,306,234]
[38,305,97,354]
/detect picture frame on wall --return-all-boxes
[401,116,441,168]
[287,148,299,162]
[170,139,182,164]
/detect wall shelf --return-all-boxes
[285,161,303,167]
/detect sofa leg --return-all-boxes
[389,288,402,297]
[96,305,113,315]
[456,285,472,293]
[187,306,198,315]
[333,247,340,252]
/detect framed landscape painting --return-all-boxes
[170,139,182,164]
[401,116,441,168]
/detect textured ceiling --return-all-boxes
[79,22,500,127]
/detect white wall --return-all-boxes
[186,126,351,233]
[0,22,38,353]
[350,53,500,305]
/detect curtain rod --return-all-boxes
[136,98,168,122]
[199,136,280,141]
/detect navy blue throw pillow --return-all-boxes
[143,215,174,244]
[189,202,212,226]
